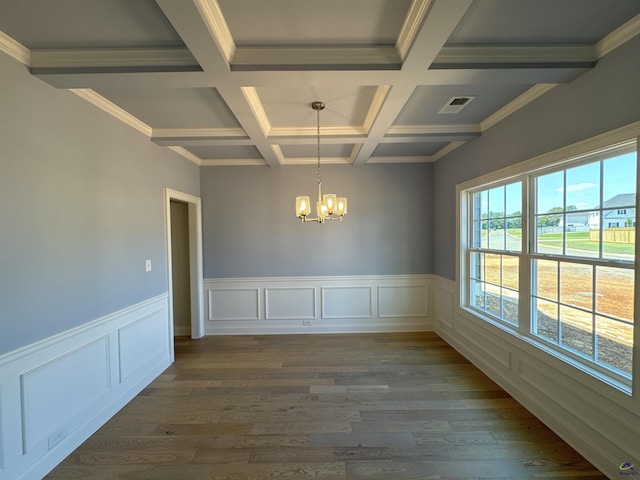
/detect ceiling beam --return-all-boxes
[352,0,474,164]
[155,0,231,75]
[231,46,401,71]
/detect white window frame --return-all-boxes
[457,123,640,395]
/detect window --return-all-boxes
[468,182,522,325]
[461,139,637,392]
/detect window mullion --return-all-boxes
[519,176,532,336]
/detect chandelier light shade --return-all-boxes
[295,101,347,223]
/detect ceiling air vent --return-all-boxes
[438,96,475,114]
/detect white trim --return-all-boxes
[164,189,205,351]
[0,31,29,65]
[367,155,432,164]
[69,89,152,137]
[363,85,392,134]
[242,86,271,137]
[231,46,400,69]
[596,12,640,59]
[459,121,640,190]
[396,0,434,60]
[270,125,366,138]
[388,124,481,136]
[435,45,596,65]
[200,158,267,166]
[153,127,247,139]
[0,294,170,480]
[456,131,638,393]
[193,0,235,64]
[432,275,639,478]
[167,146,202,166]
[280,156,353,166]
[479,84,558,132]
[204,274,433,335]
[29,48,196,69]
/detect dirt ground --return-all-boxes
[476,254,634,375]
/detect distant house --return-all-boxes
[588,193,636,229]
[559,212,590,229]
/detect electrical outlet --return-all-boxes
[303,319,312,326]
[48,427,67,450]
[145,259,152,272]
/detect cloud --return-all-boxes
[556,182,597,193]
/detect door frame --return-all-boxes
[165,188,205,361]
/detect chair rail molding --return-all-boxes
[0,294,171,480]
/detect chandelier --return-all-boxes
[295,101,347,223]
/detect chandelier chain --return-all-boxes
[316,106,321,187]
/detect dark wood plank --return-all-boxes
[45,332,606,479]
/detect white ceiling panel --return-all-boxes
[394,84,531,125]
[0,0,183,48]
[257,86,377,127]
[96,88,241,129]
[217,0,412,46]
[448,0,640,45]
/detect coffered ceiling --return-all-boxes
[1,0,639,166]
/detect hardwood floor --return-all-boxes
[46,332,605,479]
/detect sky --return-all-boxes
[480,151,637,216]
[536,151,636,213]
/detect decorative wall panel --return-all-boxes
[322,286,372,319]
[265,287,315,320]
[378,285,428,318]
[208,288,260,321]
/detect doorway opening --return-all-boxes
[165,189,204,362]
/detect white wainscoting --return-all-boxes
[0,294,171,480]
[204,275,433,335]
[432,275,640,479]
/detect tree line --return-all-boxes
[481,206,577,229]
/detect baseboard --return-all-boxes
[203,275,434,335]
[0,294,171,480]
[431,275,640,479]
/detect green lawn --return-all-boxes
[504,229,634,255]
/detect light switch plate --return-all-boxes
[145,259,152,272]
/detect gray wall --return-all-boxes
[433,36,640,280]
[0,52,200,355]
[201,163,434,278]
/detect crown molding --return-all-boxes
[281,156,353,165]
[434,44,596,66]
[396,0,434,60]
[363,85,392,134]
[168,146,202,166]
[152,127,247,139]
[193,0,235,64]
[30,48,198,70]
[596,12,640,59]
[270,125,366,137]
[367,155,433,164]
[431,141,466,162]
[480,83,558,132]
[231,46,401,71]
[69,89,152,136]
[242,87,272,137]
[200,158,267,166]
[387,124,481,135]
[0,30,29,65]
